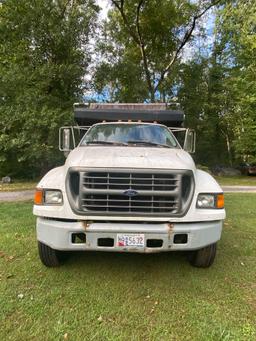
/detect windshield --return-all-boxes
[80,123,178,148]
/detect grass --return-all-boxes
[214,175,256,186]
[0,180,37,192]
[0,195,256,340]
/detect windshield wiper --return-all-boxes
[86,141,128,146]
[127,140,171,148]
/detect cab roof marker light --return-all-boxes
[73,102,89,108]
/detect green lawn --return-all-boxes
[0,195,256,340]
[0,180,37,192]
[214,175,256,186]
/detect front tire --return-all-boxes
[38,241,68,267]
[188,243,217,268]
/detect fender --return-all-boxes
[195,169,223,193]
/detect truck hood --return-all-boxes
[65,146,195,171]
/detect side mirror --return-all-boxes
[59,127,75,156]
[183,129,196,153]
[59,126,90,156]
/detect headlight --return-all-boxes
[197,193,224,209]
[44,190,63,204]
[34,189,63,205]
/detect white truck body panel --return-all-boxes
[64,146,196,170]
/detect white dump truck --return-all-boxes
[33,103,225,267]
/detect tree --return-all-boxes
[177,0,256,166]
[0,0,98,177]
[176,53,231,166]
[94,0,221,102]
[214,0,256,162]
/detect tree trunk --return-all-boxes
[150,90,155,103]
[225,133,233,166]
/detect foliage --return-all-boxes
[93,0,220,102]
[177,53,232,165]
[214,0,256,162]
[0,0,98,177]
[220,0,256,161]
[176,0,256,165]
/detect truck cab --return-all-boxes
[33,103,225,268]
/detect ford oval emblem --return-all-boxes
[123,189,138,197]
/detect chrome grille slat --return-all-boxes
[82,189,179,196]
[82,204,178,209]
[82,198,178,203]
[83,176,179,182]
[83,182,177,187]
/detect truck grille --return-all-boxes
[67,168,194,217]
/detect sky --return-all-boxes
[97,0,110,19]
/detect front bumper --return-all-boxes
[36,218,223,252]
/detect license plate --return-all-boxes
[117,234,145,247]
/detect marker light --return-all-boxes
[34,189,43,205]
[216,193,224,209]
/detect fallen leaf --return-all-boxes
[64,333,68,340]
[0,251,6,258]
[97,315,103,322]
[17,293,24,299]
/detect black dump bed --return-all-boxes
[74,103,184,127]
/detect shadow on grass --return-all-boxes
[63,250,190,274]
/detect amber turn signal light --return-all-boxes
[34,189,44,205]
[216,193,224,209]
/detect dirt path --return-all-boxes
[0,190,35,202]
[221,186,256,193]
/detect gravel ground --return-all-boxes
[221,186,256,193]
[0,190,35,202]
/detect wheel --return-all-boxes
[38,241,68,267]
[188,243,217,268]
